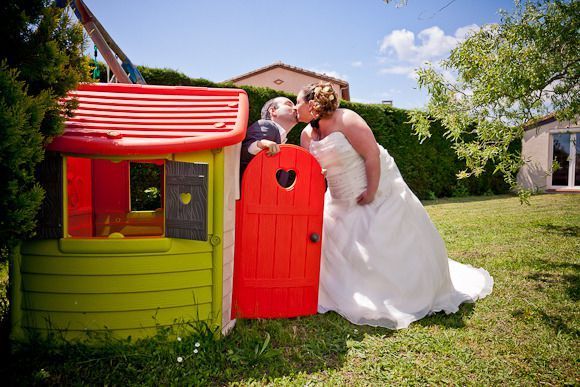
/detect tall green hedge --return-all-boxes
[135,66,508,199]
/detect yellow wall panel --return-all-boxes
[23,286,212,312]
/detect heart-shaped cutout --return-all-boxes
[180,192,192,205]
[276,169,297,189]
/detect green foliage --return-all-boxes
[0,64,48,258]
[414,0,579,197]
[138,66,508,199]
[0,261,8,344]
[0,0,90,261]
[130,162,162,211]
[138,66,221,88]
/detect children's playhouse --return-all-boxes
[11,82,326,341]
[11,83,248,339]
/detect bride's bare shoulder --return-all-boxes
[337,108,365,125]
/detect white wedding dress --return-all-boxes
[309,131,493,329]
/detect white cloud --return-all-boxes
[379,24,480,64]
[379,29,417,62]
[310,67,348,81]
[351,61,363,68]
[454,24,480,40]
[379,65,417,79]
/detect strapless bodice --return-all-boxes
[309,131,395,204]
[309,131,368,201]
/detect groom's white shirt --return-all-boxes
[247,121,288,155]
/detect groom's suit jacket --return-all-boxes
[240,119,282,177]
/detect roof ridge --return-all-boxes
[226,61,349,86]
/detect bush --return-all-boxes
[0,1,90,263]
[133,66,509,199]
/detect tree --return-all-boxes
[0,0,90,262]
[383,0,408,6]
[410,0,579,201]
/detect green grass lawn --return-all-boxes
[1,193,578,385]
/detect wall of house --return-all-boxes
[232,68,345,100]
[518,118,580,191]
[518,122,552,191]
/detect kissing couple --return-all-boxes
[240,82,493,329]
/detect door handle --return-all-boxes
[309,233,320,243]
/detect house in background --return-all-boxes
[517,113,579,192]
[226,61,350,101]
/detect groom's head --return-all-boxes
[261,97,298,131]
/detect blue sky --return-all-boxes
[83,0,515,109]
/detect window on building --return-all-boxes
[551,131,579,188]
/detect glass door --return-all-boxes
[551,132,578,188]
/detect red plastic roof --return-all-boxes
[47,83,249,156]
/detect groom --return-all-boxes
[240,97,298,177]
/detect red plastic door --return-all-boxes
[232,145,326,318]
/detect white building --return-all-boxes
[518,114,579,192]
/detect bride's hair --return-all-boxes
[300,82,339,120]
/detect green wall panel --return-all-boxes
[22,286,212,312]
[21,253,212,275]
[21,303,213,331]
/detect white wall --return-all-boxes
[518,118,580,191]
[221,143,240,334]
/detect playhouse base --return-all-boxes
[11,239,222,342]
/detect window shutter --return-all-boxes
[34,152,63,239]
[165,161,208,241]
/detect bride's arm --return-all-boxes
[341,110,380,205]
[300,124,313,149]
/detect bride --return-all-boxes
[296,82,493,329]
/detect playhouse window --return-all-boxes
[130,162,163,211]
[66,157,164,238]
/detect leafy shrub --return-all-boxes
[0,1,90,263]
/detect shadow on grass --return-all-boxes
[527,271,579,302]
[225,304,477,384]
[0,305,482,385]
[528,259,580,301]
[416,302,476,329]
[0,311,381,385]
[511,306,580,338]
[225,312,394,380]
[517,259,580,337]
[537,223,580,238]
